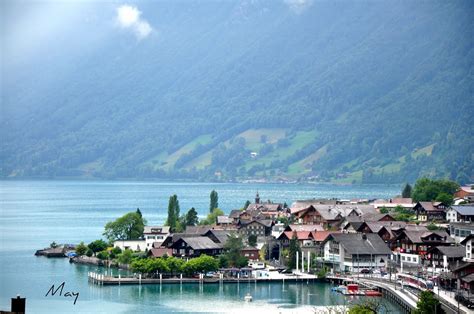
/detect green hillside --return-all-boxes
[1,1,473,184]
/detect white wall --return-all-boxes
[114,240,146,251]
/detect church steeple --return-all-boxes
[255,191,260,204]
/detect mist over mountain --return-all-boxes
[1,0,473,183]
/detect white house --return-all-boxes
[461,234,474,262]
[321,233,392,273]
[143,226,170,249]
[446,206,474,223]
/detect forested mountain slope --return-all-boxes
[1,0,473,183]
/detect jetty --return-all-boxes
[88,271,323,286]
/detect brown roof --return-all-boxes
[279,231,311,241]
[148,248,173,258]
[418,202,444,211]
[312,231,334,242]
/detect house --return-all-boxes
[216,215,233,226]
[238,219,273,237]
[113,240,146,252]
[229,209,242,224]
[426,245,466,271]
[293,205,342,227]
[143,226,170,249]
[449,222,474,243]
[354,221,428,243]
[278,230,333,261]
[272,222,286,238]
[170,237,223,257]
[460,234,474,262]
[241,247,259,261]
[451,262,474,296]
[454,185,474,199]
[446,205,474,223]
[342,214,395,232]
[203,229,232,245]
[244,192,283,218]
[414,202,448,221]
[321,233,392,273]
[391,230,453,267]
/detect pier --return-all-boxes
[88,272,323,286]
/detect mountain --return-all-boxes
[1,0,473,184]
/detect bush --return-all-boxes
[75,242,87,256]
[86,249,93,257]
[97,250,109,260]
[88,239,108,255]
[117,249,133,265]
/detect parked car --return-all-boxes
[360,269,372,274]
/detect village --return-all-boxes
[36,181,474,312]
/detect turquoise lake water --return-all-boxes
[0,180,402,313]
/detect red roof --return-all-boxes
[281,231,312,240]
[312,231,335,242]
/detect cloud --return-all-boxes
[284,0,314,14]
[116,5,152,39]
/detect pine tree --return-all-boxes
[185,207,199,226]
[136,208,142,218]
[210,190,218,213]
[402,183,412,198]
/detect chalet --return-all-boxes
[321,233,392,273]
[391,230,453,266]
[449,222,474,243]
[238,219,273,237]
[414,202,448,221]
[426,245,465,271]
[170,237,223,257]
[143,226,170,249]
[293,205,342,227]
[342,213,395,231]
[353,221,428,243]
[356,222,393,242]
[446,205,474,223]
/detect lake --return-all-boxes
[0,180,402,313]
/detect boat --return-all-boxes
[364,290,382,297]
[244,293,253,302]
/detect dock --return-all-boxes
[88,272,323,286]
